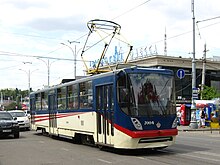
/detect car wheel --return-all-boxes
[14,132,20,138]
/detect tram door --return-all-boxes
[96,84,114,146]
[48,94,57,135]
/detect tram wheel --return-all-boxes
[42,128,47,135]
[98,145,103,150]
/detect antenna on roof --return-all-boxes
[164,27,167,56]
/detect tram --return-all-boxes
[30,66,178,149]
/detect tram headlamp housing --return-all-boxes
[172,118,178,128]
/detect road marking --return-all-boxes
[97,159,112,164]
[159,149,220,162]
[194,151,220,157]
[61,148,69,151]
[179,153,220,162]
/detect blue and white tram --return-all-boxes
[30,66,178,149]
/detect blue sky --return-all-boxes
[0,0,220,90]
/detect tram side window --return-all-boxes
[67,85,73,109]
[35,93,41,110]
[79,81,93,109]
[41,92,48,110]
[67,84,79,109]
[57,87,67,110]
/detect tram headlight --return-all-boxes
[172,118,178,128]
[131,117,143,130]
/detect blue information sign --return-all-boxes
[177,69,185,79]
[192,87,199,99]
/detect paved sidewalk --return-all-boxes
[178,125,220,132]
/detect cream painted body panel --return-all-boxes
[32,111,176,149]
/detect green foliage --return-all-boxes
[0,88,29,101]
[0,88,29,110]
[5,102,22,110]
[200,85,220,100]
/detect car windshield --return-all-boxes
[0,112,13,120]
[10,112,26,117]
[117,72,176,117]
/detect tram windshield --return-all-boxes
[117,72,176,117]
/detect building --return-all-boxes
[99,55,220,103]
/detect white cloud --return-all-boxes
[0,0,220,90]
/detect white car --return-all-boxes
[24,110,31,119]
[9,110,30,130]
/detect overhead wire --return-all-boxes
[1,1,220,59]
[0,51,92,62]
[0,64,25,71]
[111,0,152,20]
[196,16,220,23]
[0,30,61,41]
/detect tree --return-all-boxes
[0,88,29,110]
[0,88,29,101]
[200,85,220,100]
[5,102,21,110]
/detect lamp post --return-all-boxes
[19,69,38,110]
[19,69,30,93]
[61,41,80,80]
[37,58,57,87]
[189,0,198,129]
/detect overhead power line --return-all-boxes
[196,15,220,23]
[0,51,92,62]
[0,30,61,41]
[112,0,152,20]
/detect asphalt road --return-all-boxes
[0,130,220,165]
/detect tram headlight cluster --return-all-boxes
[172,118,178,128]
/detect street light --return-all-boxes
[19,69,30,93]
[61,41,80,80]
[37,58,57,87]
[189,0,198,129]
[19,69,38,110]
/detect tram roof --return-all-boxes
[30,65,173,94]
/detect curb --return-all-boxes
[178,127,220,132]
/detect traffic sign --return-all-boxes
[177,69,185,79]
[192,87,199,99]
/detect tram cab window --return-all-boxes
[117,72,175,117]
[30,98,35,111]
[117,74,135,115]
[57,87,67,110]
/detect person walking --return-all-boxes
[199,108,206,128]
[176,108,181,126]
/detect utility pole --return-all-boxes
[201,43,208,99]
[189,0,198,129]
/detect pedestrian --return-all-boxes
[176,108,181,126]
[199,108,206,128]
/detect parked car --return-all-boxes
[0,111,20,138]
[9,110,30,130]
